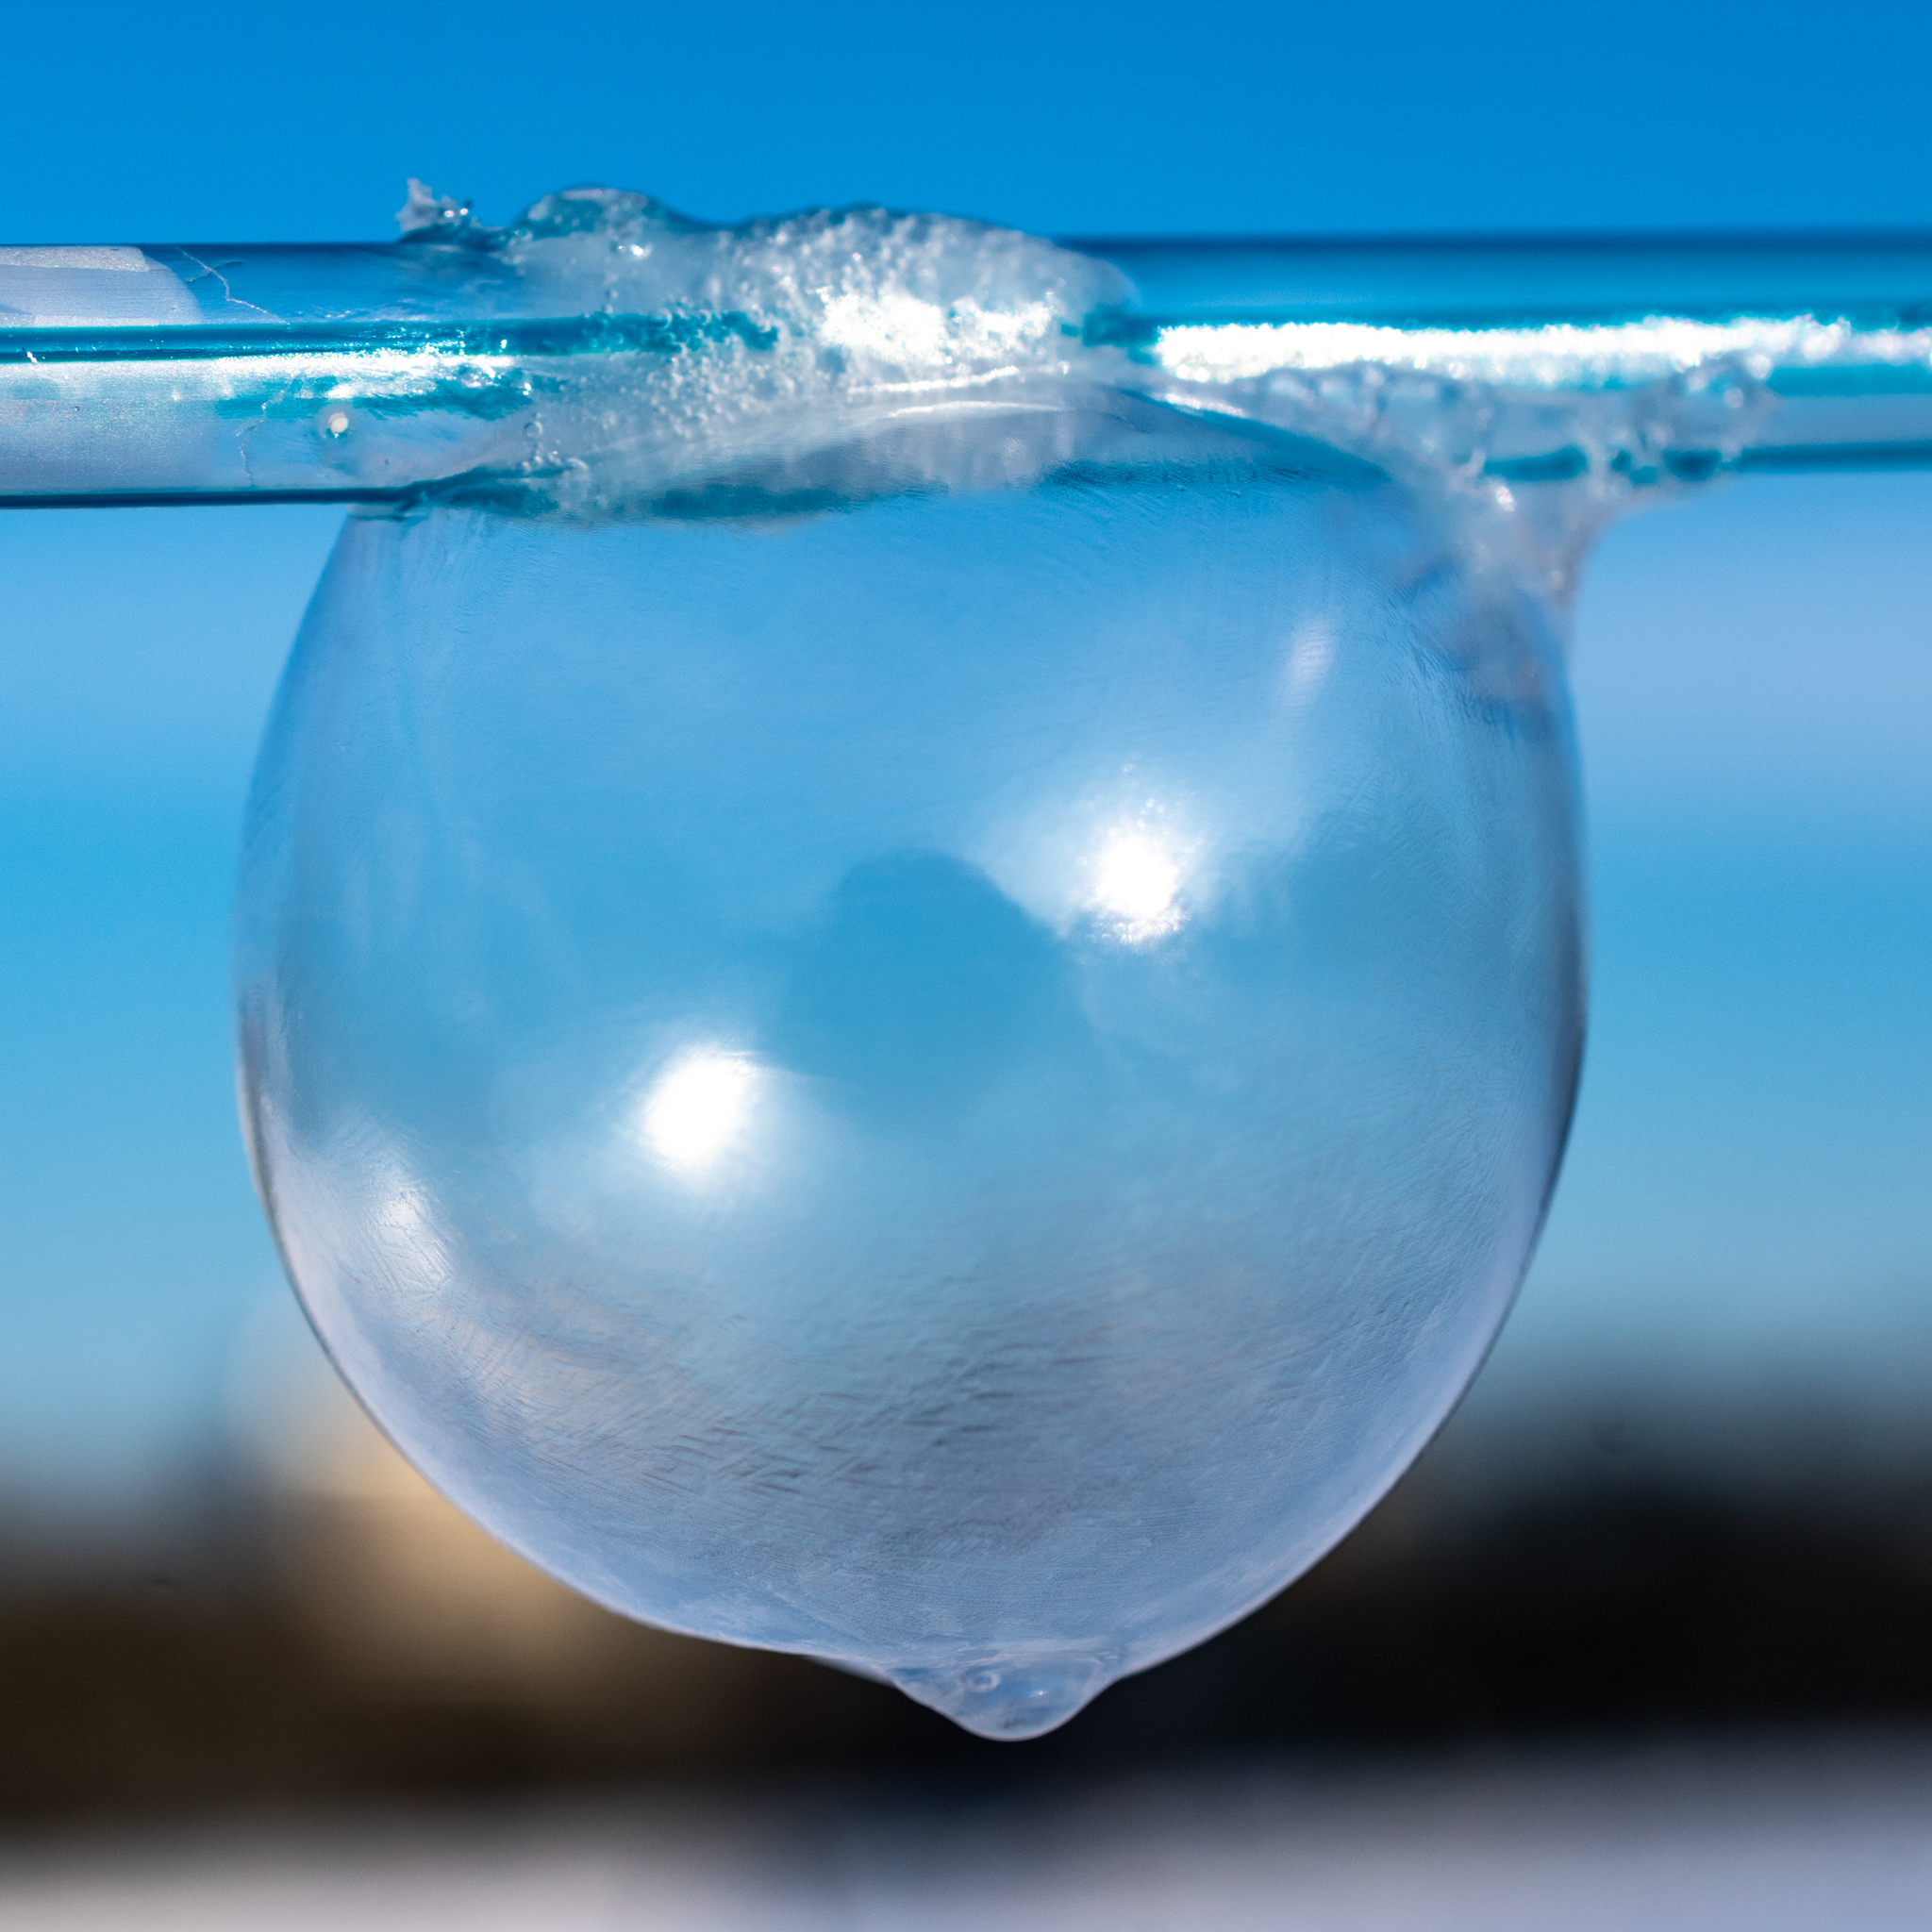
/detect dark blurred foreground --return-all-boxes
[7,1383,1932,1823]
[6,1735,1931,1931]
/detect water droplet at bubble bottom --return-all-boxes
[235,201,1585,1740]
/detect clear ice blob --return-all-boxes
[235,199,1585,1740]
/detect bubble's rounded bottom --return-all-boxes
[242,473,1584,1746]
[885,1655,1116,1740]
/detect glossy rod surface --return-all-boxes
[5,223,1932,509]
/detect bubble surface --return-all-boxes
[236,200,1586,1739]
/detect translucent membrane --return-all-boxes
[7,192,1928,1736]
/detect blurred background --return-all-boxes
[3,0,1930,1922]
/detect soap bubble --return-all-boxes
[237,345,1582,1741]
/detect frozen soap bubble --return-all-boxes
[236,194,1583,1740]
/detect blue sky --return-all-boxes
[1,0,1928,1506]
[1501,475,1932,1426]
[5,0,1932,242]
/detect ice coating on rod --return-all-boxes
[403,189,1929,579]
[500,187,1121,358]
[388,186,1932,529]
[377,185,1142,517]
[0,185,1129,509]
[9,182,1930,540]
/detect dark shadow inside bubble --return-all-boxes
[765,852,1085,1131]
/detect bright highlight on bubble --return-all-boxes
[641,1049,760,1173]
[1089,824,1188,942]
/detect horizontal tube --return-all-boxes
[5,228,1932,510]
